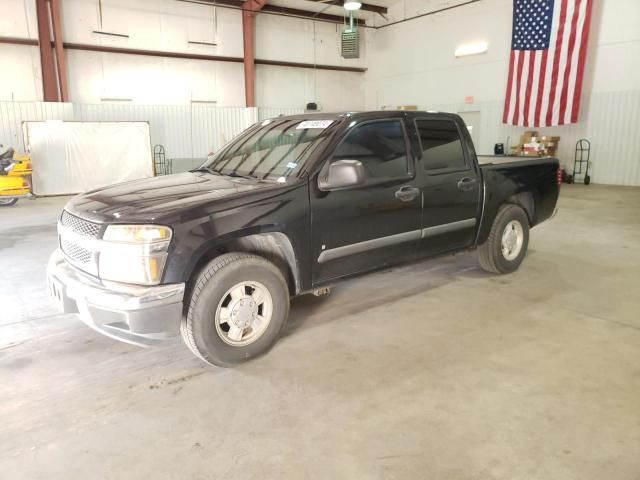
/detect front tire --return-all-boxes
[0,198,18,206]
[181,253,290,367]
[478,204,530,274]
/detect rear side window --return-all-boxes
[331,120,409,179]
[415,119,467,171]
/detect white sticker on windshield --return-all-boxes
[296,120,333,130]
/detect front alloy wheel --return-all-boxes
[181,253,290,366]
[215,281,273,347]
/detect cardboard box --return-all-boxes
[520,132,538,145]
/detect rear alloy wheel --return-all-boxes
[0,198,18,207]
[478,204,530,274]
[501,220,524,261]
[181,253,289,366]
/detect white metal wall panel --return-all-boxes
[428,90,640,186]
[72,104,259,159]
[258,107,305,120]
[2,98,638,185]
[0,102,73,149]
[1,102,262,161]
[26,121,153,195]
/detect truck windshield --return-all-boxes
[200,118,336,181]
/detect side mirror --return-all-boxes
[318,159,366,190]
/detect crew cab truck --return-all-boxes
[47,111,560,366]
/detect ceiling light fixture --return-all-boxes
[455,41,489,57]
[344,1,362,10]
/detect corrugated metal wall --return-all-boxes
[429,89,640,186]
[258,107,305,120]
[0,102,304,163]
[0,102,74,149]
[4,99,636,185]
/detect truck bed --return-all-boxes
[477,155,557,167]
[474,153,559,243]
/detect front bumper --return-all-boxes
[47,249,185,347]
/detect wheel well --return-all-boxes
[506,191,535,225]
[190,233,300,296]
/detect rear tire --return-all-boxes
[0,198,18,206]
[584,175,591,185]
[478,204,530,274]
[181,253,290,367]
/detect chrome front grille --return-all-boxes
[60,210,101,238]
[60,238,93,265]
[59,210,101,276]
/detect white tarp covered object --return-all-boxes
[24,121,153,195]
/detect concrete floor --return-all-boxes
[1,185,639,479]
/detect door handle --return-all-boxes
[457,177,477,192]
[395,186,420,202]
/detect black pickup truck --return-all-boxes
[48,111,559,366]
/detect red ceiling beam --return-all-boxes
[0,36,38,46]
[33,0,68,102]
[183,0,365,26]
[35,0,58,101]
[305,0,387,15]
[50,0,69,102]
[0,37,367,72]
[261,3,366,25]
[242,0,268,107]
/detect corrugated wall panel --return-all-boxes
[258,107,305,120]
[427,90,640,186]
[3,99,638,185]
[0,102,73,149]
[1,102,265,161]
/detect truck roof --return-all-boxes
[269,110,460,122]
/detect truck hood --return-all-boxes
[64,171,279,223]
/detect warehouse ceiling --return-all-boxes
[259,0,478,25]
[265,0,397,21]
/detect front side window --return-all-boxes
[202,118,335,181]
[330,120,409,179]
[415,119,467,171]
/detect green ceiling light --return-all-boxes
[344,1,362,10]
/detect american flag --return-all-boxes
[503,0,593,127]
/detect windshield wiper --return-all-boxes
[192,167,272,182]
[190,166,220,174]
[226,171,259,180]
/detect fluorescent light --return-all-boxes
[455,41,488,57]
[344,1,362,10]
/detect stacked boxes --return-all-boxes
[510,131,560,157]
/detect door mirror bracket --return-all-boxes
[318,159,367,191]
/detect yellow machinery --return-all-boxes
[0,147,32,207]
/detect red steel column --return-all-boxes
[35,0,58,101]
[50,0,69,102]
[242,0,267,107]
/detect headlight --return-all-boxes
[98,225,172,285]
[103,224,171,243]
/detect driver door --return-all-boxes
[310,118,422,284]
